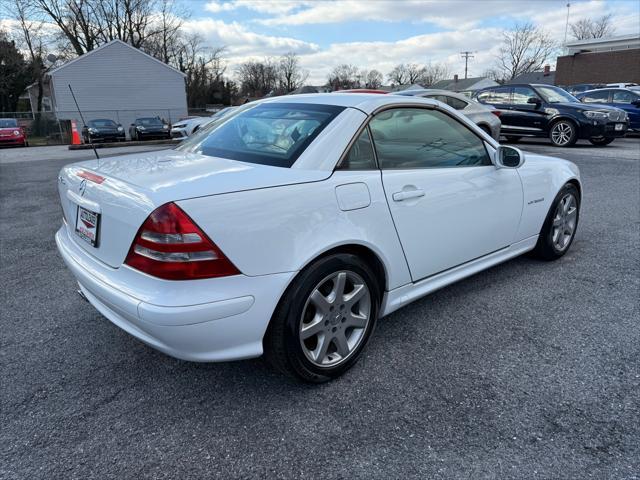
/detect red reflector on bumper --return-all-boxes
[77,170,105,184]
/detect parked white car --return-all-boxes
[170,107,237,139]
[56,94,581,382]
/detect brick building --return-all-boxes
[555,34,640,86]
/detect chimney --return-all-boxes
[543,65,551,76]
[454,74,459,82]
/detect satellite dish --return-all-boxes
[46,53,58,64]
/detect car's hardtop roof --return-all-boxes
[395,88,471,98]
[257,92,440,114]
[579,87,640,95]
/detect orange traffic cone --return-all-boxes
[71,120,81,145]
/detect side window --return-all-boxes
[444,96,468,110]
[426,95,448,104]
[512,87,539,105]
[613,90,634,103]
[369,108,491,169]
[476,87,511,104]
[581,90,609,103]
[338,127,377,170]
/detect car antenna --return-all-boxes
[68,84,100,160]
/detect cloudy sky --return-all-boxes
[181,0,639,83]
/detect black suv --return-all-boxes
[474,84,628,146]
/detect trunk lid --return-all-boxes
[58,149,329,267]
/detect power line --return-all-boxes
[460,51,475,79]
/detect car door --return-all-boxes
[509,86,548,133]
[612,89,640,129]
[476,86,520,132]
[370,107,523,281]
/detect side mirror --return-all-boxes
[632,99,640,106]
[527,97,542,106]
[494,145,525,168]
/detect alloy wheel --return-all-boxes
[551,193,578,251]
[299,270,371,368]
[551,122,573,146]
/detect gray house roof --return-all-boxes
[508,71,556,85]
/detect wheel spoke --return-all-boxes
[313,333,331,363]
[300,317,325,340]
[344,283,366,307]
[345,311,368,328]
[332,272,347,300]
[333,332,350,357]
[309,289,331,315]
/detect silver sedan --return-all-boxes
[395,89,501,140]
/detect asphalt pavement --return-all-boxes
[1,138,639,479]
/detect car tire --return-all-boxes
[588,136,615,146]
[505,135,522,143]
[264,253,380,383]
[549,120,578,147]
[531,183,580,261]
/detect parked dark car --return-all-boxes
[564,83,606,95]
[0,118,28,147]
[82,119,125,143]
[576,88,640,132]
[474,84,628,147]
[129,117,171,141]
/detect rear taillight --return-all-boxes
[124,202,240,280]
[491,110,502,117]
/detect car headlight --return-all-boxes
[544,108,559,116]
[583,110,609,120]
[13,130,20,136]
[88,128,98,134]
[137,126,145,130]
[163,124,169,129]
[117,126,124,132]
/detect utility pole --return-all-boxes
[563,3,571,49]
[460,51,474,79]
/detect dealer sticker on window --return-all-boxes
[75,206,100,247]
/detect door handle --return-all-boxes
[392,189,425,202]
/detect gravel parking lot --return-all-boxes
[1,138,639,479]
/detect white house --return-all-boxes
[28,39,188,138]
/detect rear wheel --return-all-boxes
[505,135,522,143]
[549,120,578,147]
[531,183,580,260]
[588,136,615,146]
[264,253,380,383]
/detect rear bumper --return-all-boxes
[55,225,294,362]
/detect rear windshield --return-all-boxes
[89,119,117,127]
[176,102,345,168]
[0,119,18,128]
[137,118,163,126]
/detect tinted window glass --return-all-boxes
[339,128,377,170]
[177,103,345,168]
[427,95,448,104]
[444,96,468,110]
[370,108,491,169]
[581,90,609,103]
[536,86,579,103]
[0,119,18,128]
[137,118,163,126]
[512,87,539,105]
[89,119,117,127]
[476,87,511,104]
[613,90,635,103]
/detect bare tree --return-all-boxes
[327,64,360,90]
[387,64,409,86]
[277,52,308,93]
[363,69,383,89]
[421,62,450,86]
[570,14,615,40]
[405,63,427,84]
[495,22,556,80]
[236,58,279,97]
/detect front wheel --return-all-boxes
[264,253,380,383]
[549,120,578,147]
[531,183,580,260]
[588,136,615,146]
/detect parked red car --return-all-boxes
[0,118,28,147]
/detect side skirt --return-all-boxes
[380,235,538,317]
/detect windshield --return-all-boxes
[536,86,579,103]
[89,119,117,128]
[0,119,18,128]
[176,102,345,168]
[137,118,163,126]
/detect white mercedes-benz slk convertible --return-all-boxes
[56,93,581,382]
